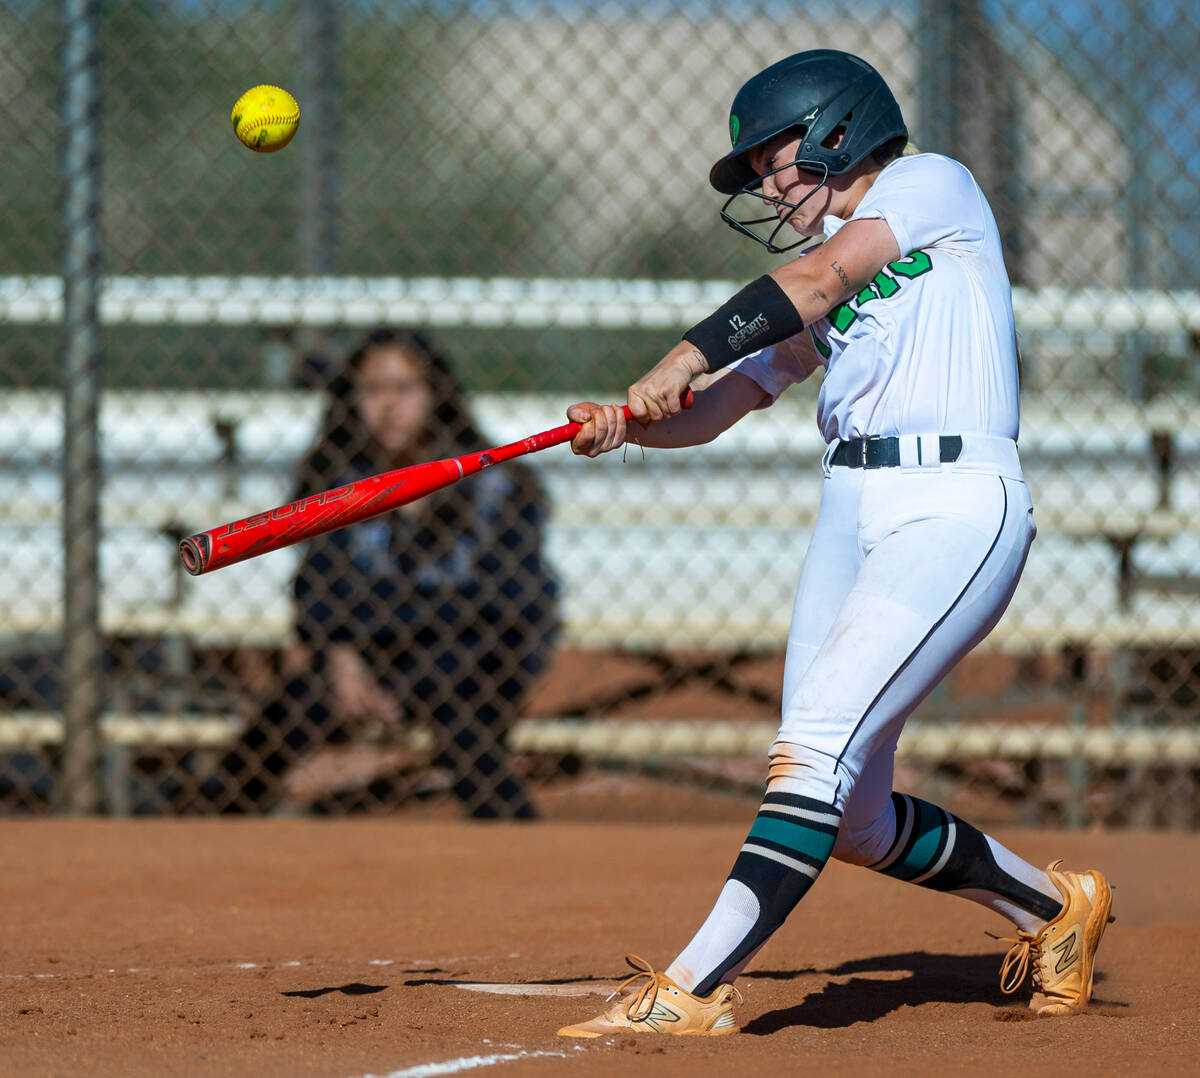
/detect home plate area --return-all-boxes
[2,820,1197,1077]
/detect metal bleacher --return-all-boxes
[2,387,1200,776]
[2,276,1200,799]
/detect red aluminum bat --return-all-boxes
[179,393,690,576]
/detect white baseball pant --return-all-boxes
[769,433,1035,862]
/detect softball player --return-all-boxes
[557,49,1113,1038]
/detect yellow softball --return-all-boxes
[231,85,300,153]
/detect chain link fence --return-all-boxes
[1,0,1198,825]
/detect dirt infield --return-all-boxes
[2,821,1198,1077]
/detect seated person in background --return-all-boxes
[213,327,559,818]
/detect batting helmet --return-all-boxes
[710,49,907,195]
[710,50,907,252]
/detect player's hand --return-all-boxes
[567,401,627,457]
[328,644,402,726]
[628,342,708,423]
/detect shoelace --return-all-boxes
[987,930,1042,995]
[605,955,661,1020]
[605,953,744,1020]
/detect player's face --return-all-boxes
[355,345,435,457]
[750,133,834,236]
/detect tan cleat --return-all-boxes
[556,954,742,1037]
[996,859,1115,1015]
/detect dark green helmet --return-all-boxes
[710,49,907,195]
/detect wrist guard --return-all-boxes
[682,275,804,370]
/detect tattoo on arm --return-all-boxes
[830,259,850,289]
[691,348,709,372]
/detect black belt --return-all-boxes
[830,435,963,469]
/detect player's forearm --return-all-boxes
[683,221,901,374]
[771,218,902,323]
[627,371,767,448]
[769,264,841,324]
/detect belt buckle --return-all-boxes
[860,439,869,467]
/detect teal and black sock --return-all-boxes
[691,792,841,997]
[869,793,1063,923]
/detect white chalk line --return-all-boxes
[2,955,609,996]
[452,983,610,997]
[1,956,460,982]
[356,1048,577,1078]
[5,956,614,1011]
[9,956,596,1078]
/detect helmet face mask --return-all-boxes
[719,152,829,255]
[710,50,907,253]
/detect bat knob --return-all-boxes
[178,535,210,576]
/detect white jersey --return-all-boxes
[731,153,1020,443]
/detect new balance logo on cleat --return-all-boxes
[995,860,1113,1016]
[1051,931,1079,975]
[556,954,742,1037]
[642,1001,683,1030]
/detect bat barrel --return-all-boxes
[176,394,690,577]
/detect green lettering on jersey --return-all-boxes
[886,250,933,278]
[809,325,832,359]
[825,250,929,338]
[870,269,901,298]
[829,302,857,333]
[855,282,878,306]
[855,268,900,307]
